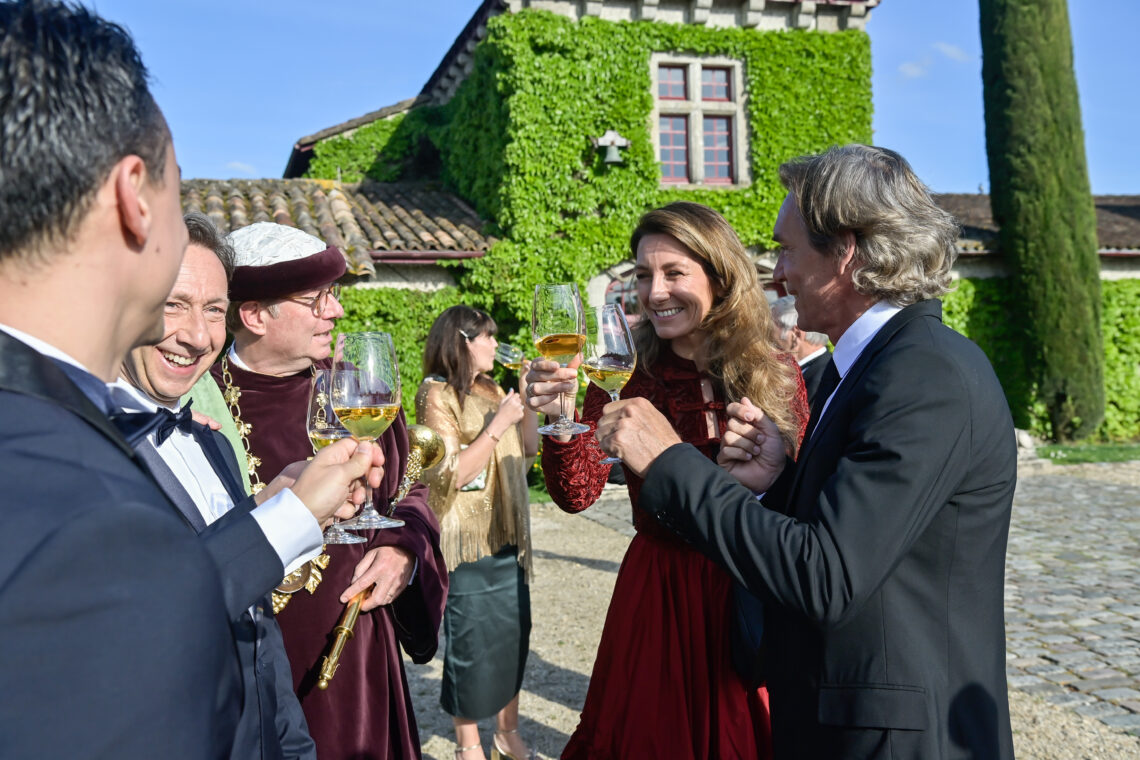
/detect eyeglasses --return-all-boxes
[281,284,342,317]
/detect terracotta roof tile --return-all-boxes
[180,179,494,277]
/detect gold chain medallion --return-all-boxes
[221,355,329,611]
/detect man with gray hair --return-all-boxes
[595,144,1016,759]
[771,295,831,404]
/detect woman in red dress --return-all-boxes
[527,202,808,760]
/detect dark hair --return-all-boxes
[184,212,234,281]
[0,0,170,263]
[422,305,497,399]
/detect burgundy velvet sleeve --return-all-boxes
[540,383,613,514]
[366,410,447,664]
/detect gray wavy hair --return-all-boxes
[778,144,960,306]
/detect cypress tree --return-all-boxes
[979,0,1104,440]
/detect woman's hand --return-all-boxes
[524,359,578,418]
[493,388,526,430]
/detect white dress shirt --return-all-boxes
[108,380,323,574]
[812,301,904,434]
[798,346,828,368]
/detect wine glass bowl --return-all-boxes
[495,342,525,372]
[332,332,405,530]
[532,283,590,436]
[583,304,637,463]
[307,369,367,544]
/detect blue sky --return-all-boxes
[91,0,1137,194]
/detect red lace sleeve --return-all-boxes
[540,383,613,514]
[783,353,811,454]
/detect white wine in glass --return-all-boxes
[495,342,525,372]
[582,304,637,464]
[332,332,405,530]
[532,283,589,436]
[307,369,366,544]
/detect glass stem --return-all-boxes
[609,391,620,403]
[559,363,572,422]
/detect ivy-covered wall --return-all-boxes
[942,277,1139,441]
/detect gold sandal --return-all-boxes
[491,729,536,760]
[455,742,482,760]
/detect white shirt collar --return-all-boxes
[227,343,252,371]
[831,301,904,378]
[0,323,92,375]
[798,346,827,367]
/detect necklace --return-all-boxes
[220,354,329,613]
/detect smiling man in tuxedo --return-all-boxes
[596,145,1017,759]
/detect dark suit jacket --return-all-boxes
[798,347,832,406]
[0,332,241,759]
[641,300,1016,760]
[135,425,317,760]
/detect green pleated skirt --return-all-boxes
[440,545,532,720]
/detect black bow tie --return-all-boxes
[111,399,196,447]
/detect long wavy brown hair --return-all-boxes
[631,202,802,454]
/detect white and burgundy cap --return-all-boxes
[227,222,346,301]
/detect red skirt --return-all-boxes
[562,531,772,760]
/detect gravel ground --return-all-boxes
[406,462,1140,759]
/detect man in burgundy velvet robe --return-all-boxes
[203,223,448,760]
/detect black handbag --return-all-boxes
[729,581,767,689]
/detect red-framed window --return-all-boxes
[658,65,687,100]
[701,67,730,101]
[703,116,732,183]
[659,115,689,183]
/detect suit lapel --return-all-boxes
[788,301,943,504]
[194,425,248,505]
[133,442,208,533]
[0,331,135,459]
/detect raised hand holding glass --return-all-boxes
[532,283,589,436]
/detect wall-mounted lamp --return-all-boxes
[591,129,630,165]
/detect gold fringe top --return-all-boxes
[415,377,533,581]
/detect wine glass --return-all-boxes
[583,304,637,464]
[332,332,405,530]
[495,342,525,372]
[532,283,589,436]
[307,369,367,544]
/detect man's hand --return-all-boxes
[339,546,415,612]
[285,438,385,526]
[716,397,787,493]
[595,397,682,477]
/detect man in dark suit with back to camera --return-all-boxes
[0,3,379,757]
[595,144,1017,759]
[0,2,241,756]
[771,294,831,405]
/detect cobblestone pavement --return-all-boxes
[1004,461,1140,737]
[407,463,1140,759]
[586,462,1140,742]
